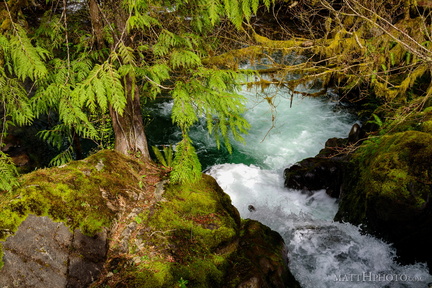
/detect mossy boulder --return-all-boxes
[0,150,299,287]
[335,130,432,267]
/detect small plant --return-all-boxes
[135,215,143,224]
[152,145,174,167]
[178,277,188,288]
[368,113,383,127]
[138,175,146,189]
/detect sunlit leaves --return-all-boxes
[7,26,49,81]
[126,13,160,32]
[115,42,136,66]
[72,62,126,116]
[170,49,201,69]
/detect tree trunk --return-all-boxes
[109,76,151,161]
[88,0,104,49]
[89,0,151,162]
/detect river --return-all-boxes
[146,80,432,288]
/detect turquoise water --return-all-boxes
[146,83,432,288]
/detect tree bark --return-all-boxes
[109,76,151,161]
[88,0,104,49]
[88,0,151,161]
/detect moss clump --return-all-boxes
[95,174,241,288]
[224,219,300,288]
[337,130,432,224]
[0,150,157,268]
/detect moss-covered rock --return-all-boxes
[224,219,301,288]
[94,173,299,288]
[0,150,299,287]
[335,130,432,267]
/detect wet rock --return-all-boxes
[284,158,345,197]
[347,123,364,144]
[283,123,362,198]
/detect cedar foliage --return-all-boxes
[0,0,270,189]
[210,0,432,111]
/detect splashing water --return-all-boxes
[205,86,432,288]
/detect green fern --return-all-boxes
[170,137,202,184]
[151,145,174,167]
[0,69,34,127]
[126,13,160,32]
[369,113,383,127]
[8,25,49,81]
[170,49,201,69]
[0,151,19,192]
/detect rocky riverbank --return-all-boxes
[284,108,432,273]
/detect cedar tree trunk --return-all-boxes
[89,0,151,161]
[109,76,151,161]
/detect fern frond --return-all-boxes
[126,13,160,32]
[241,0,252,19]
[102,63,127,115]
[37,125,79,166]
[31,83,64,118]
[37,125,66,150]
[172,82,199,130]
[0,151,19,192]
[58,97,98,139]
[9,25,49,81]
[0,70,34,127]
[152,146,168,166]
[49,148,74,167]
[153,30,194,57]
[170,49,201,69]
[208,0,223,25]
[117,42,136,65]
[170,137,201,184]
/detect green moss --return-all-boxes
[0,150,152,268]
[151,178,236,282]
[337,130,432,224]
[98,174,240,288]
[363,131,431,205]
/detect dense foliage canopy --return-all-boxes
[2,0,432,191]
[0,0,273,189]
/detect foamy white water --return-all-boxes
[206,86,432,288]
